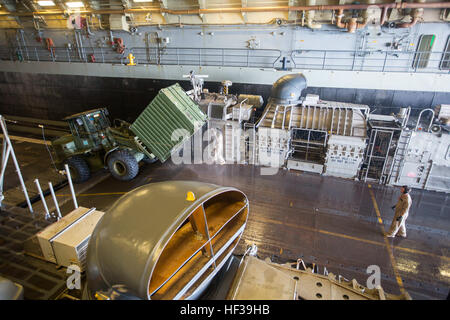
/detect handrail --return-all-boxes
[1,45,449,74]
[0,45,282,68]
[290,49,450,74]
[415,108,435,132]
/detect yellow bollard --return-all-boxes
[127,53,136,66]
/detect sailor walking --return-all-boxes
[386,186,412,238]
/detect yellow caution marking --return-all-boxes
[127,53,136,66]
[368,184,408,297]
[186,191,196,201]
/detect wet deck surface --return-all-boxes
[58,161,450,300]
[1,141,449,299]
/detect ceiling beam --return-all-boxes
[121,0,135,24]
[53,0,68,11]
[288,0,297,21]
[86,1,101,10]
[121,0,131,9]
[2,2,450,17]
[22,0,48,26]
[198,0,206,22]
[160,0,169,23]
[241,0,248,23]
[0,0,22,27]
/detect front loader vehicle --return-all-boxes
[52,108,113,183]
[51,108,158,183]
[51,84,208,183]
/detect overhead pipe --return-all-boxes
[363,0,378,26]
[396,14,419,28]
[335,9,346,29]
[85,16,95,36]
[97,15,105,30]
[335,0,380,33]
[74,30,81,60]
[380,6,388,26]
[305,0,322,29]
[396,0,426,28]
[335,9,368,33]
[1,2,450,17]
[110,30,114,44]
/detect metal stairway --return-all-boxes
[224,123,245,164]
[224,124,235,163]
[360,129,377,181]
[387,130,413,184]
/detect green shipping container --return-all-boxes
[130,83,207,163]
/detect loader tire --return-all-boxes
[65,156,91,184]
[108,150,139,181]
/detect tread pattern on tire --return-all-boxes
[107,149,139,181]
[65,156,91,183]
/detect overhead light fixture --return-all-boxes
[65,2,84,8]
[37,1,56,6]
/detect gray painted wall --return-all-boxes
[1,22,450,73]
[2,21,449,52]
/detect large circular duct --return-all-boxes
[269,73,307,105]
[85,180,249,300]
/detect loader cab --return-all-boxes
[64,108,113,151]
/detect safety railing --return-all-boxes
[0,45,126,64]
[290,49,450,74]
[1,44,449,74]
[131,47,282,68]
[0,45,282,68]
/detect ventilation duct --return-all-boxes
[269,73,307,105]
